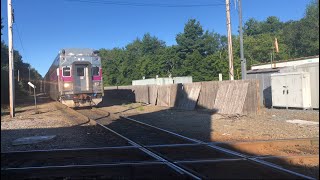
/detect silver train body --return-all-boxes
[44,48,103,107]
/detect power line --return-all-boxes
[12,0,29,64]
[65,0,225,8]
[14,22,28,61]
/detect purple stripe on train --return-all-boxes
[92,69,102,81]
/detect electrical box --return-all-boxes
[271,72,311,109]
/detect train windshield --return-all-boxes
[92,67,99,76]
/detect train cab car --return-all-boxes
[44,48,103,107]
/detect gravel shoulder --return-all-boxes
[1,96,128,152]
[98,98,319,143]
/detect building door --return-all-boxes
[271,74,287,107]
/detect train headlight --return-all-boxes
[64,83,71,88]
[63,83,73,91]
[94,82,101,86]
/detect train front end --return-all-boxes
[59,49,103,107]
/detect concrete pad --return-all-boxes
[286,120,319,126]
[12,135,56,145]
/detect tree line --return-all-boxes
[100,0,318,86]
[1,0,318,105]
[1,19,42,105]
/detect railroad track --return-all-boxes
[2,106,318,179]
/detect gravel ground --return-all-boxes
[1,96,318,179]
[3,96,317,151]
[99,100,319,178]
[98,98,319,143]
[1,96,129,152]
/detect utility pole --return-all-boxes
[7,0,15,117]
[225,0,234,80]
[29,65,31,95]
[238,0,246,79]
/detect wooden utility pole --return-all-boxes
[238,0,246,79]
[7,0,15,117]
[226,0,234,80]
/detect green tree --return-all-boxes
[99,1,319,86]
[244,18,262,36]
[1,18,3,36]
[176,19,205,57]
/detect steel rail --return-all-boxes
[92,119,203,180]
[209,137,319,145]
[4,136,316,154]
[121,116,203,144]
[4,136,317,154]
[4,103,316,179]
[146,143,206,148]
[3,110,203,180]
[2,161,177,179]
[174,158,245,164]
[1,145,137,154]
[120,115,317,180]
[121,115,246,157]
[1,161,165,171]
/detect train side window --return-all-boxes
[92,67,99,76]
[77,67,85,76]
[63,67,71,77]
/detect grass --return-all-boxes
[121,102,145,111]
[138,106,144,111]
[121,103,134,109]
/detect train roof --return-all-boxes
[60,48,97,56]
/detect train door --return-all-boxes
[74,64,89,92]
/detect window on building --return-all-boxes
[63,67,71,76]
[92,67,99,76]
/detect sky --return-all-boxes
[1,0,312,77]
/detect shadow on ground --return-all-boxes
[1,90,318,179]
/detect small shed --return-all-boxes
[280,63,319,109]
[247,68,281,107]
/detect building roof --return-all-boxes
[247,68,282,74]
[251,55,319,67]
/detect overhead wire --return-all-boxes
[64,0,226,8]
[14,23,27,60]
[12,0,29,66]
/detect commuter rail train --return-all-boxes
[44,48,103,107]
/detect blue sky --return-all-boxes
[1,0,312,77]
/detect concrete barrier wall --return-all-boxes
[173,76,193,84]
[132,78,156,86]
[104,79,259,115]
[132,76,193,85]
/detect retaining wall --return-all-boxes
[104,79,260,115]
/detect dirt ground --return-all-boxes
[1,96,128,152]
[98,98,319,143]
[2,96,318,149]
[98,99,319,178]
[1,96,319,179]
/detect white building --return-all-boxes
[132,76,193,86]
[251,55,319,70]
